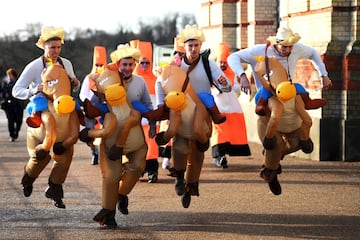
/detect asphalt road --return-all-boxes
[0,110,359,240]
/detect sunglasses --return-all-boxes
[140,61,150,65]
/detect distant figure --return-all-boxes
[79,46,106,165]
[131,40,159,183]
[1,68,25,142]
[210,43,251,168]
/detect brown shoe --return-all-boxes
[83,99,103,119]
[300,93,327,110]
[142,105,169,121]
[208,105,226,124]
[255,98,268,116]
[26,112,42,128]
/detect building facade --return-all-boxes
[197,0,360,161]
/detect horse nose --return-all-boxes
[54,95,76,114]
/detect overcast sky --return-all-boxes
[1,0,203,37]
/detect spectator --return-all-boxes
[1,68,25,142]
[131,40,159,183]
[210,43,251,168]
[79,46,106,165]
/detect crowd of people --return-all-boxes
[0,22,332,228]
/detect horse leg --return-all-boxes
[155,110,181,145]
[41,111,57,150]
[108,109,141,160]
[61,111,80,149]
[172,135,189,196]
[294,95,314,153]
[193,104,211,152]
[118,143,147,214]
[262,98,283,150]
[87,113,117,139]
[260,132,285,195]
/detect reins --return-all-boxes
[181,55,201,92]
[264,42,277,94]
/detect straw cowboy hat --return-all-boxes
[267,25,301,46]
[110,43,141,63]
[178,24,206,44]
[36,26,65,49]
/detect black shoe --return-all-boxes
[21,172,35,197]
[117,194,129,215]
[187,182,200,196]
[260,165,282,195]
[93,208,117,228]
[268,175,282,195]
[54,199,66,209]
[104,217,118,228]
[175,171,185,196]
[148,172,158,183]
[23,185,33,197]
[91,152,99,165]
[213,156,228,168]
[220,156,228,168]
[45,180,66,209]
[181,191,191,208]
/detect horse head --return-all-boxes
[41,64,75,115]
[156,64,211,148]
[160,65,189,111]
[93,69,127,107]
[254,55,296,102]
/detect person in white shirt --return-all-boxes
[13,26,80,209]
[227,23,332,115]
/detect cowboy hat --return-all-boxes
[36,26,65,49]
[178,24,205,44]
[267,25,301,46]
[110,43,141,63]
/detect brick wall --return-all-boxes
[197,0,360,161]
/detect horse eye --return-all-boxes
[262,70,273,80]
[47,79,59,87]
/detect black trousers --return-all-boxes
[5,106,24,139]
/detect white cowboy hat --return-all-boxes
[267,25,301,46]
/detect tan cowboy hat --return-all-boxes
[267,25,301,46]
[110,43,141,63]
[36,26,65,49]
[178,24,205,44]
